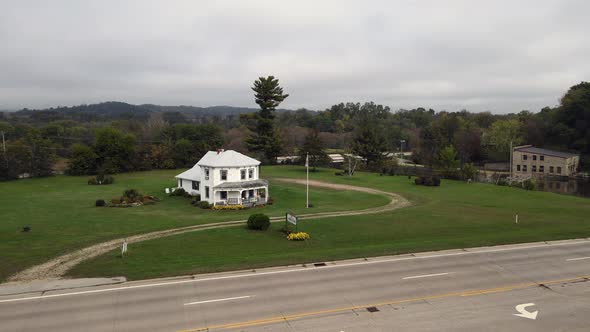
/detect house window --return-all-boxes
[220,170,227,181]
[532,165,537,172]
[248,168,254,179]
[540,155,544,161]
[205,186,210,198]
[192,181,199,190]
[523,165,528,172]
[550,166,554,173]
[205,168,210,180]
[539,165,544,173]
[241,169,246,180]
[532,155,537,161]
[517,165,521,171]
[523,154,528,160]
[249,189,254,197]
[220,191,227,199]
[557,167,562,174]
[179,179,183,187]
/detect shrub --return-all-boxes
[522,179,536,191]
[111,198,121,204]
[196,201,212,209]
[123,189,142,202]
[266,197,274,205]
[95,199,106,207]
[170,188,187,196]
[287,232,310,241]
[88,174,114,185]
[415,176,441,187]
[194,194,201,201]
[247,213,270,230]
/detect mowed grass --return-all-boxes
[69,166,590,281]
[0,168,387,282]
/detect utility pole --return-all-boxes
[509,140,513,179]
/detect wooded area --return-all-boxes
[1,81,589,181]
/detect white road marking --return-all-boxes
[402,272,450,280]
[566,256,590,261]
[184,295,252,306]
[0,240,588,304]
[513,303,538,320]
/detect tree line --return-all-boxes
[1,80,589,181]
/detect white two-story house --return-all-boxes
[174,149,269,206]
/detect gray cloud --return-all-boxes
[0,0,588,113]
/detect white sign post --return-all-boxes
[286,212,298,232]
[121,241,128,257]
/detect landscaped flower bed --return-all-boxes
[287,232,310,241]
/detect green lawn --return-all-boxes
[0,168,387,282]
[68,166,590,281]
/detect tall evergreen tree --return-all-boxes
[246,76,289,163]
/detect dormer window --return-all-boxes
[241,169,246,180]
[248,168,254,179]
[220,170,227,181]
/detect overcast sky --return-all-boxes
[1,0,588,113]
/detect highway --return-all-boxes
[1,239,590,331]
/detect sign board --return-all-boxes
[286,213,298,225]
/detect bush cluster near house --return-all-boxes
[247,213,270,230]
[196,201,212,209]
[98,189,160,208]
[414,176,441,186]
[212,204,245,210]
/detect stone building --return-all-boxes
[512,145,579,177]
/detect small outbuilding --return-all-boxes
[175,149,269,206]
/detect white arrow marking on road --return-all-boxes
[513,303,538,320]
[184,295,252,306]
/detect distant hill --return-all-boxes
[8,102,295,123]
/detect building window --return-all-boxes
[179,179,183,187]
[249,189,254,197]
[532,165,537,172]
[540,155,544,161]
[220,191,227,199]
[557,167,562,174]
[205,186,210,198]
[539,165,544,173]
[205,168,210,180]
[192,181,199,190]
[220,170,227,181]
[523,154,528,160]
[517,165,521,171]
[241,169,246,180]
[248,168,254,179]
[523,165,528,172]
[550,166,554,173]
[533,155,537,161]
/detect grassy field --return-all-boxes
[0,168,387,282]
[68,166,590,281]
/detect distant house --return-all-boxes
[175,149,268,206]
[512,145,579,177]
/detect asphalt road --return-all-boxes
[1,239,590,331]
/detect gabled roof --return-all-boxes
[197,150,260,167]
[514,146,579,159]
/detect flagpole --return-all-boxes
[306,153,309,208]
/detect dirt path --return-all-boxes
[7,179,410,282]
